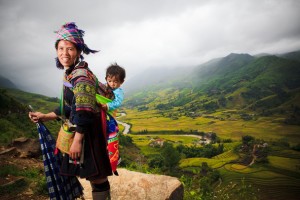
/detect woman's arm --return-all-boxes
[69,132,84,159]
[28,111,58,123]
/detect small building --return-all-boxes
[149,139,164,147]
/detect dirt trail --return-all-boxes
[249,144,257,166]
[79,179,92,199]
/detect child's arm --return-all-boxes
[106,88,124,111]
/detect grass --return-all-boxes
[218,167,300,199]
[131,134,203,157]
[0,164,47,196]
[180,151,239,169]
[4,88,59,113]
[127,128,300,199]
[120,105,300,199]
[123,108,300,144]
[270,149,300,159]
[268,156,300,172]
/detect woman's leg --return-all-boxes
[90,177,110,200]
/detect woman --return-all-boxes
[29,22,112,199]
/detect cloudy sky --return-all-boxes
[1,0,300,97]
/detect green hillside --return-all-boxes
[0,88,60,145]
[125,53,300,124]
[121,51,300,199]
[0,75,18,89]
[1,50,300,199]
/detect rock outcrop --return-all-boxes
[0,137,41,158]
[1,138,184,199]
[80,168,184,200]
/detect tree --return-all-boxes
[200,162,210,176]
[161,142,180,172]
[148,154,164,168]
[210,132,217,143]
[242,135,255,145]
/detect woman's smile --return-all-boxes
[56,40,79,68]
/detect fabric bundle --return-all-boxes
[37,122,83,199]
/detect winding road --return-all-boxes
[116,113,211,144]
[116,113,131,134]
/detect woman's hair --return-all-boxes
[105,63,126,82]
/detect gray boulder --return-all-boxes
[80,168,184,200]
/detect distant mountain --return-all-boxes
[194,53,254,78]
[0,75,18,89]
[123,66,194,94]
[124,50,300,123]
[277,50,300,62]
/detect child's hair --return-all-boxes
[105,63,126,83]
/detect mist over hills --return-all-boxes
[1,49,300,121]
[278,50,300,62]
[0,75,18,89]
[1,50,299,199]
[124,50,300,94]
[123,66,194,95]
[124,50,300,122]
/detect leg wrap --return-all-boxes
[91,181,111,200]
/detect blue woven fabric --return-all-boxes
[37,122,84,200]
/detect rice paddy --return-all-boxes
[123,108,300,144]
[121,108,300,199]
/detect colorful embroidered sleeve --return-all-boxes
[71,69,98,113]
[107,88,124,112]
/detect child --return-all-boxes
[100,63,126,114]
[99,63,125,175]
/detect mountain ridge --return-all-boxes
[124,50,300,122]
[0,75,18,89]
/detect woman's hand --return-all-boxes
[28,112,45,123]
[69,132,84,160]
[28,111,58,123]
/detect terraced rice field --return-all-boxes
[219,167,300,200]
[179,147,300,199]
[125,117,300,199]
[213,151,300,200]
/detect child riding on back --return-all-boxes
[100,63,126,114]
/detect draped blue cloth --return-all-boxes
[37,122,83,200]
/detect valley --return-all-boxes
[1,50,300,199]
[118,107,300,199]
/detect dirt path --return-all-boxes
[79,179,92,199]
[249,144,257,166]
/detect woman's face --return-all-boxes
[56,40,80,68]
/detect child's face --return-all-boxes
[106,76,122,90]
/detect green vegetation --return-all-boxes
[125,54,300,131]
[123,131,300,199]
[1,52,300,199]
[0,88,60,145]
[124,108,300,144]
[0,164,47,196]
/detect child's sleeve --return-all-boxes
[107,88,124,111]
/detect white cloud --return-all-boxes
[0,0,300,97]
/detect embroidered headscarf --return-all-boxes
[54,22,98,69]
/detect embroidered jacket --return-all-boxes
[55,61,102,134]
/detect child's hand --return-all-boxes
[101,103,108,111]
